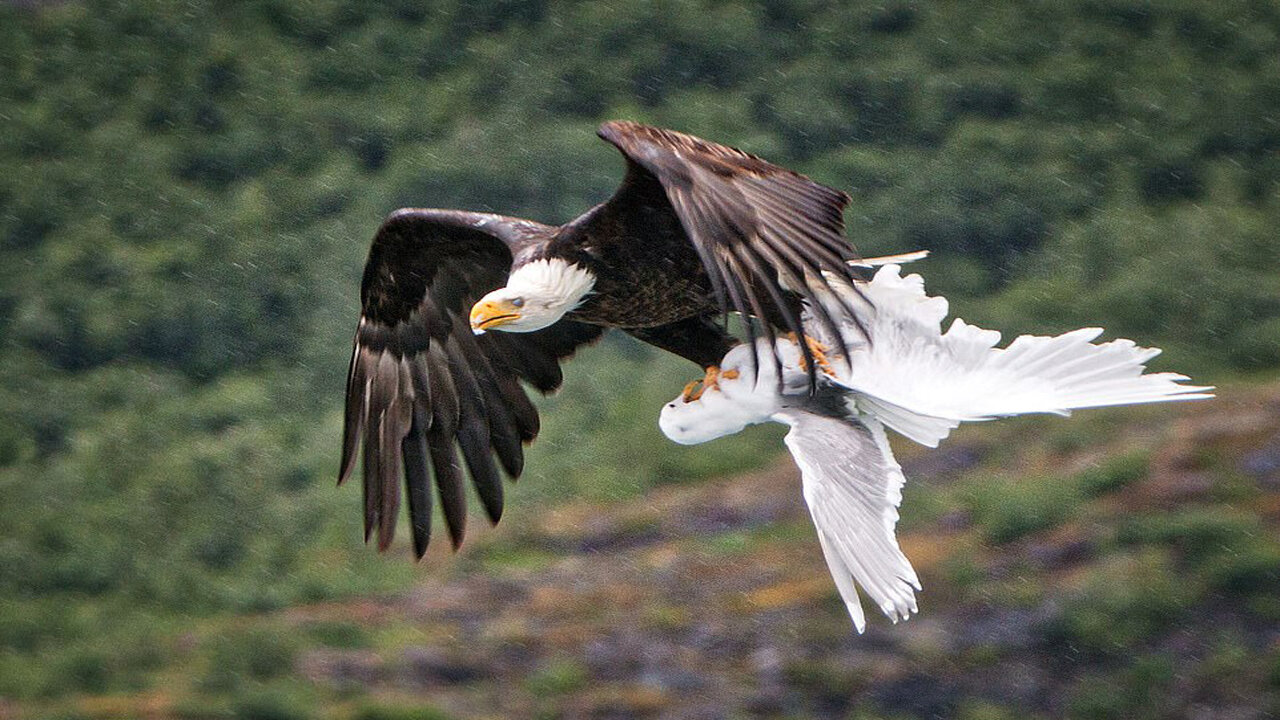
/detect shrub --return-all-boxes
[231,687,312,720]
[966,475,1085,544]
[1045,550,1191,654]
[524,658,588,696]
[303,621,370,650]
[201,627,299,693]
[1115,507,1280,597]
[1078,451,1149,496]
[1067,654,1176,720]
[353,705,455,720]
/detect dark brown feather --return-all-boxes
[426,423,466,550]
[402,407,432,559]
[592,120,867,383]
[343,210,603,555]
[476,333,541,442]
[456,329,526,480]
[441,333,503,525]
[338,343,368,486]
[625,316,735,369]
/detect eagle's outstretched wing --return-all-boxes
[596,120,866,385]
[340,209,603,557]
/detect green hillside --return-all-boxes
[1,1,1278,718]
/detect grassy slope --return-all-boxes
[14,380,1280,720]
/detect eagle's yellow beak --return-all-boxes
[469,299,522,333]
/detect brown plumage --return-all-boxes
[340,121,867,557]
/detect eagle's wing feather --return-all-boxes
[341,209,603,557]
[597,120,867,384]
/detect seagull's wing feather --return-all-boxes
[826,266,1214,446]
[779,411,920,632]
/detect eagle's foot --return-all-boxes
[792,334,836,376]
[682,365,721,402]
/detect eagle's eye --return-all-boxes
[511,297,525,308]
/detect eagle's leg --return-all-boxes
[704,365,721,392]
[808,338,835,375]
[682,365,721,402]
[787,333,836,376]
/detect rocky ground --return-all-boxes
[27,381,1280,720]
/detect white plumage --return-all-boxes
[784,412,918,630]
[659,259,1212,632]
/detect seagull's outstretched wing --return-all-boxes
[777,411,920,632]
[825,265,1215,447]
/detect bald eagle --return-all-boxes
[340,121,872,556]
[660,262,1212,631]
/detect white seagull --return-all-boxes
[659,256,1213,632]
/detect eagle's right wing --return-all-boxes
[341,209,603,557]
[596,121,867,386]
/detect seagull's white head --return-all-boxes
[659,342,788,445]
[470,258,596,333]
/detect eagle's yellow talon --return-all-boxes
[796,336,836,376]
[681,366,722,402]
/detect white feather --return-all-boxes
[504,258,596,311]
[830,266,1214,445]
[848,249,930,268]
[780,411,919,630]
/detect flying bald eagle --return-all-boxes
[340,121,870,557]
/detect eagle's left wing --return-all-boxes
[342,209,603,558]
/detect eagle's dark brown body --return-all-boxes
[558,198,717,329]
[341,121,867,556]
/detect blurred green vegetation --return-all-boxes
[1,0,1278,717]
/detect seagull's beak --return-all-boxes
[469,299,522,334]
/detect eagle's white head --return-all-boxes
[470,258,596,333]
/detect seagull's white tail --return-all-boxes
[831,266,1214,446]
